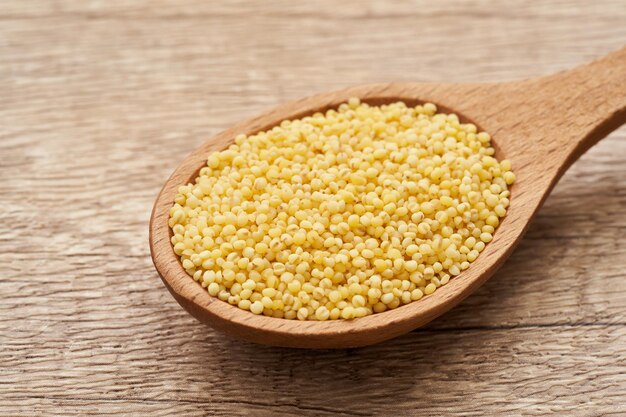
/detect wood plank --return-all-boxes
[2,0,626,22]
[1,0,625,414]
[1,16,624,330]
[2,326,625,416]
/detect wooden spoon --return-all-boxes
[150,46,626,349]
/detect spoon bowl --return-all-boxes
[150,47,626,348]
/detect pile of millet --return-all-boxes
[169,99,515,321]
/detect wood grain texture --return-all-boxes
[1,0,625,414]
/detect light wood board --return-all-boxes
[1,0,625,415]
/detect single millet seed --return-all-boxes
[169,98,515,320]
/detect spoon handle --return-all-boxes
[492,46,626,181]
[545,45,626,168]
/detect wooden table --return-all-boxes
[1,1,625,415]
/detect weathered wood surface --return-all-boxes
[1,0,625,415]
